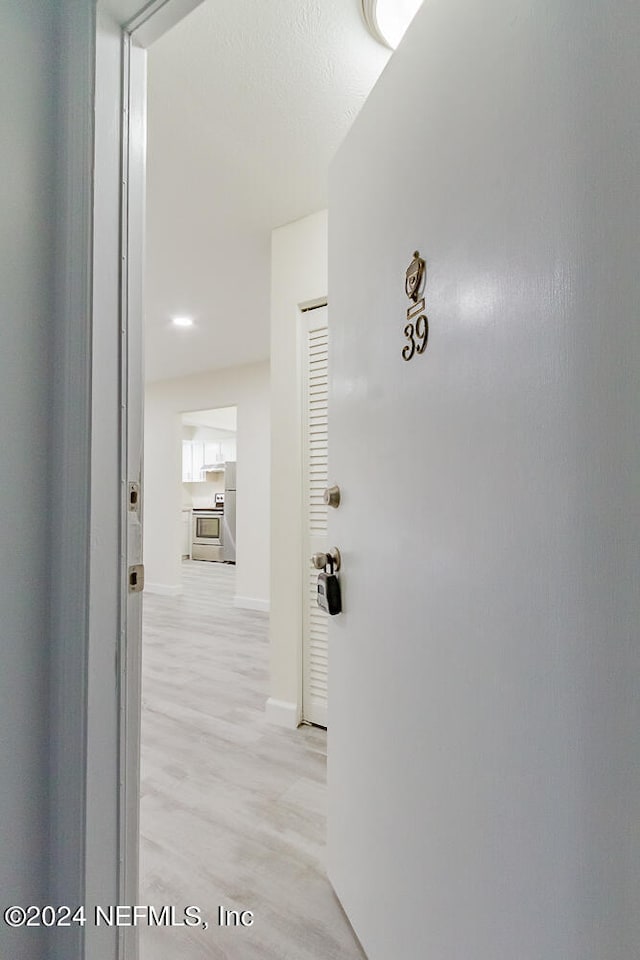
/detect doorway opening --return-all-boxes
[181,406,237,564]
[105,1,390,957]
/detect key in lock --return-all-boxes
[316,554,342,616]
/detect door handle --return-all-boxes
[311,547,341,572]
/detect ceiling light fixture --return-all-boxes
[171,315,194,328]
[361,0,424,50]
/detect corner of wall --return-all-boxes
[264,697,301,729]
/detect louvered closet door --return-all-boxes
[302,304,329,727]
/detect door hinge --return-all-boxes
[128,563,144,593]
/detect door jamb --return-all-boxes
[88,3,205,959]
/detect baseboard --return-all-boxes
[265,698,300,729]
[234,596,270,613]
[145,582,182,597]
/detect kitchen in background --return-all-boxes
[181,405,237,564]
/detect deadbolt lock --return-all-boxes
[323,485,341,508]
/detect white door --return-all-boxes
[301,304,329,726]
[327,2,640,959]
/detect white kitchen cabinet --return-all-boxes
[203,441,223,467]
[182,440,195,481]
[182,440,206,481]
[191,442,204,480]
[182,437,234,481]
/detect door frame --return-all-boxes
[100,6,207,957]
[54,3,204,959]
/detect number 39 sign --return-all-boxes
[402,250,428,362]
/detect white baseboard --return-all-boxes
[145,582,182,597]
[234,596,270,613]
[265,698,300,729]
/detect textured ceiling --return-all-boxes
[144,0,390,381]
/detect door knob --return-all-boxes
[311,547,341,572]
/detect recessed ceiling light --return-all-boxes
[361,0,424,50]
[171,316,194,328]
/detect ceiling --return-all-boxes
[144,0,391,382]
[181,406,237,432]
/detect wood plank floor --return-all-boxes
[140,560,366,960]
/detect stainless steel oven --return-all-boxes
[192,509,224,562]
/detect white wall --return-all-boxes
[144,361,270,606]
[269,210,328,724]
[185,478,225,507]
[0,2,109,957]
[0,6,56,957]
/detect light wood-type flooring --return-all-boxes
[140,560,366,960]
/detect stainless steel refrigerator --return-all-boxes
[223,461,236,563]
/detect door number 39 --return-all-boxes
[402,315,428,361]
[403,250,429,362]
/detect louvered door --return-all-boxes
[301,304,329,727]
